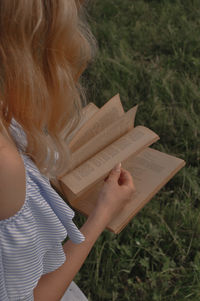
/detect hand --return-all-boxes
[94,163,135,226]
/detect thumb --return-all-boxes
[106,163,121,182]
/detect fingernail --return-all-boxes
[114,162,121,172]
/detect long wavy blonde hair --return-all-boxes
[0,0,95,179]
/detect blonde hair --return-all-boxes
[0,0,96,179]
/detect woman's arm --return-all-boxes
[34,166,135,301]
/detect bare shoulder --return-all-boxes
[0,132,26,220]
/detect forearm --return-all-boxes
[33,209,108,301]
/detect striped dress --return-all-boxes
[0,120,85,301]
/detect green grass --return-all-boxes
[73,1,200,300]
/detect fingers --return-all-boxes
[119,168,135,190]
[104,163,122,183]
[104,167,135,191]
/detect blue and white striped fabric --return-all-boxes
[0,120,85,301]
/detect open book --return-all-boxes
[51,94,185,234]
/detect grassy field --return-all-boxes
[73,1,200,300]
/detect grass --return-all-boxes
[72,1,200,300]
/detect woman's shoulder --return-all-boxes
[0,131,26,220]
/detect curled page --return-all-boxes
[69,94,124,152]
[70,105,138,171]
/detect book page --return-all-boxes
[60,126,159,195]
[70,148,185,233]
[77,103,99,131]
[69,105,138,171]
[64,102,99,143]
[69,94,124,152]
[108,148,186,233]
